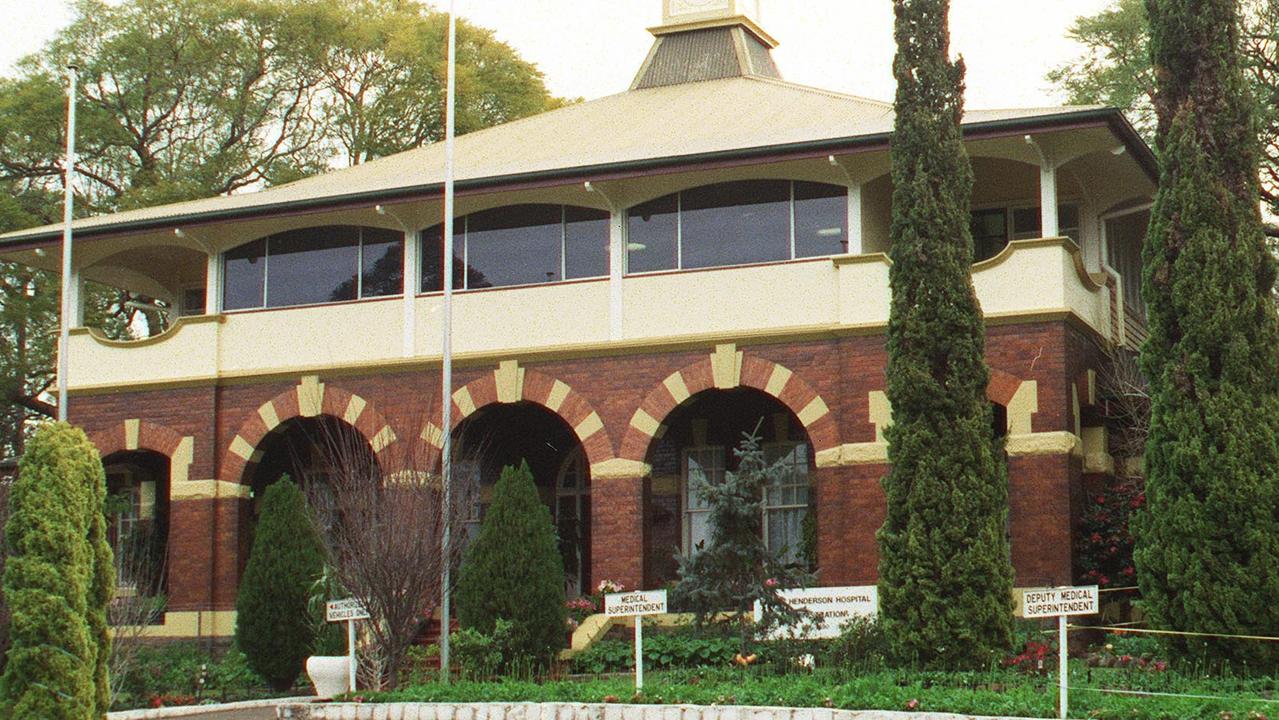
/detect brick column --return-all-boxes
[1007,449,1082,587]
[590,473,646,591]
[816,462,886,586]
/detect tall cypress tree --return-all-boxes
[877,0,1014,668]
[1134,0,1279,667]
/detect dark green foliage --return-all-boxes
[878,0,1014,668]
[821,616,891,673]
[0,422,113,719]
[111,644,268,711]
[673,432,814,653]
[234,476,326,690]
[1133,0,1279,668]
[456,461,567,669]
[569,632,739,674]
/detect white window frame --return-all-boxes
[681,445,725,553]
[763,442,811,562]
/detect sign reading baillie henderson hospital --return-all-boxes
[755,586,878,640]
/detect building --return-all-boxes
[0,0,1154,639]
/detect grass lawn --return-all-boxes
[352,664,1278,720]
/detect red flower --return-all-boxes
[905,699,920,711]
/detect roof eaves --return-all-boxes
[0,107,1149,248]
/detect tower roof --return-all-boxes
[632,0,780,89]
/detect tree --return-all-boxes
[673,431,814,655]
[1049,0,1279,213]
[456,461,566,672]
[303,414,473,689]
[235,475,326,691]
[0,422,112,719]
[876,0,1015,669]
[1132,0,1279,668]
[0,0,561,453]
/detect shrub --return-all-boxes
[0,422,113,719]
[449,619,519,678]
[235,476,326,690]
[110,643,269,710]
[821,616,889,672]
[456,461,566,670]
[569,632,739,674]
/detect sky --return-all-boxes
[0,0,1117,110]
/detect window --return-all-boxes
[1105,209,1150,319]
[681,443,811,561]
[764,443,810,564]
[971,204,1080,262]
[222,226,404,310]
[682,446,725,552]
[421,204,610,291]
[628,180,848,273]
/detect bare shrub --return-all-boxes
[301,412,475,689]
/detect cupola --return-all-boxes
[631,0,781,89]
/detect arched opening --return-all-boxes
[241,415,377,574]
[451,402,591,597]
[102,450,170,619]
[643,387,816,585]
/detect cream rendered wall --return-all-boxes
[65,241,1111,390]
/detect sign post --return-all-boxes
[604,589,667,692]
[326,598,371,693]
[1019,585,1099,719]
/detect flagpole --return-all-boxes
[439,0,457,683]
[58,64,78,423]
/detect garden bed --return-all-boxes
[336,666,1277,720]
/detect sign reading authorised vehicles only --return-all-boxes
[326,598,371,622]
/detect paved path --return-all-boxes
[175,709,278,720]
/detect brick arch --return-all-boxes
[617,347,840,464]
[91,419,186,462]
[417,362,615,470]
[987,368,1023,407]
[219,378,397,485]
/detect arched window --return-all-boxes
[223,226,403,310]
[420,204,610,291]
[627,180,847,273]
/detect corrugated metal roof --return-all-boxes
[0,74,1107,243]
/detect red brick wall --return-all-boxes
[70,318,1093,611]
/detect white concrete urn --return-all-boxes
[305,656,351,698]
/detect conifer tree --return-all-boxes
[1133,0,1279,666]
[674,431,814,654]
[235,476,327,690]
[877,0,1014,668]
[0,422,112,719]
[456,461,566,670]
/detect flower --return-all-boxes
[764,577,779,588]
[905,699,920,711]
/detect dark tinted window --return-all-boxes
[565,207,610,279]
[971,209,1008,262]
[420,223,466,292]
[223,238,266,310]
[465,205,563,288]
[794,181,847,258]
[680,180,790,269]
[360,229,404,297]
[627,195,678,273]
[223,226,405,310]
[267,227,359,307]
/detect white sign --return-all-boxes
[755,586,878,639]
[1020,586,1099,619]
[326,598,371,623]
[605,589,668,617]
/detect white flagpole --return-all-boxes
[439,0,457,683]
[57,64,78,423]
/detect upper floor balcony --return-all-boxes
[31,126,1153,393]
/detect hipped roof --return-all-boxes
[0,74,1141,246]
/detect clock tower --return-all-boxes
[632,0,780,89]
